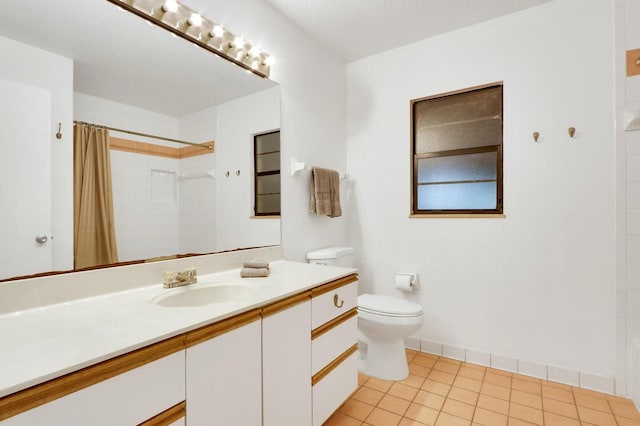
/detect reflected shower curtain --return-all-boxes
[73,123,118,269]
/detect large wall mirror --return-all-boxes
[0,0,280,281]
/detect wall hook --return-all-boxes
[236,170,241,176]
[55,122,62,140]
[533,131,540,142]
[225,171,230,177]
[568,127,576,138]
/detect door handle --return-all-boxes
[35,235,48,244]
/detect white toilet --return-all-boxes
[307,247,424,381]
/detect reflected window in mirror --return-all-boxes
[254,131,281,216]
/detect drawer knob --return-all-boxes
[333,294,344,308]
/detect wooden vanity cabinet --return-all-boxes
[0,274,359,426]
[185,309,262,426]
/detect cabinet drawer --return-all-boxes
[312,351,358,426]
[312,315,357,375]
[311,280,358,330]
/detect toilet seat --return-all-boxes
[358,294,423,318]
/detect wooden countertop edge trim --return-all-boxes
[185,308,263,348]
[311,344,358,386]
[311,308,358,340]
[260,291,312,318]
[310,274,358,297]
[138,401,186,426]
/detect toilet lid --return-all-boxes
[358,294,423,317]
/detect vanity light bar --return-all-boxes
[107,0,274,78]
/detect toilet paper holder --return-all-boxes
[395,273,419,291]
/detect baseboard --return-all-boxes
[413,337,618,396]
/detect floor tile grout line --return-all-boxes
[349,354,634,424]
[339,351,640,426]
[608,398,621,426]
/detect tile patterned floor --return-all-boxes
[324,349,640,426]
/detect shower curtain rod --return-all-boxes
[73,121,213,149]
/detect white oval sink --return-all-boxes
[154,282,258,307]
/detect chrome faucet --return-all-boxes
[163,267,197,288]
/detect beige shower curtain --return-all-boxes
[73,123,118,269]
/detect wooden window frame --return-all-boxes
[253,130,281,217]
[410,82,504,216]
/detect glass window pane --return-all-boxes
[256,152,280,173]
[415,117,501,153]
[417,152,496,184]
[255,132,280,154]
[414,86,502,127]
[256,174,280,195]
[417,182,497,210]
[256,194,280,214]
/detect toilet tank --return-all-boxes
[306,246,354,267]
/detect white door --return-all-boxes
[0,78,51,279]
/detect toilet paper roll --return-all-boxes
[394,274,413,292]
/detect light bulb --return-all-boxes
[211,25,224,37]
[234,37,246,48]
[264,56,276,66]
[161,0,178,13]
[188,13,202,27]
[249,46,261,57]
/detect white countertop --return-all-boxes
[0,261,356,398]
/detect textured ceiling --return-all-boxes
[263,0,555,61]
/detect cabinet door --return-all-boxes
[186,320,262,426]
[3,351,185,426]
[263,299,311,426]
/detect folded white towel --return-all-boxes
[243,259,270,269]
[240,267,270,278]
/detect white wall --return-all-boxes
[74,92,180,141]
[177,106,218,254]
[110,151,181,261]
[614,0,640,396]
[178,155,217,254]
[216,87,280,251]
[347,0,616,381]
[193,0,349,260]
[0,35,73,272]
